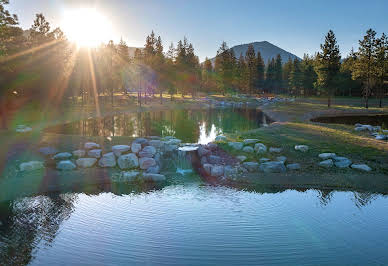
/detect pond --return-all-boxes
[45,108,272,144]
[1,183,387,265]
[311,114,388,128]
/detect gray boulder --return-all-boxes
[88,149,102,158]
[228,142,243,150]
[141,173,166,182]
[98,152,116,167]
[201,156,208,165]
[76,158,97,168]
[146,165,160,174]
[197,146,210,157]
[53,152,72,160]
[139,157,156,170]
[139,146,157,158]
[133,138,148,146]
[131,143,142,154]
[276,156,287,163]
[149,140,163,149]
[259,158,270,163]
[57,160,76,171]
[243,162,260,172]
[334,158,352,168]
[319,159,333,168]
[112,145,131,157]
[20,161,44,172]
[210,165,224,177]
[269,147,283,153]
[203,164,212,175]
[215,135,227,142]
[254,143,267,153]
[318,153,336,160]
[259,161,286,173]
[118,153,139,169]
[166,138,181,145]
[208,155,222,164]
[375,135,387,140]
[287,163,301,170]
[351,164,372,172]
[236,155,247,162]
[242,146,254,153]
[73,149,86,158]
[295,145,309,152]
[119,171,140,182]
[243,139,259,145]
[84,142,100,150]
[39,147,58,156]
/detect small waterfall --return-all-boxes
[175,146,198,175]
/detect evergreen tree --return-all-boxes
[245,44,257,95]
[315,30,341,107]
[288,58,303,95]
[374,32,387,108]
[282,58,293,93]
[300,54,317,96]
[274,54,283,93]
[256,51,265,91]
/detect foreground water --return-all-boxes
[1,182,387,265]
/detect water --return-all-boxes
[1,185,387,265]
[45,108,272,143]
[312,114,388,128]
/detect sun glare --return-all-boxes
[62,8,112,47]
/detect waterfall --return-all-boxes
[175,146,198,175]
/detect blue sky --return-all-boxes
[8,0,388,61]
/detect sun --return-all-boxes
[62,8,112,47]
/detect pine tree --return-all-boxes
[256,51,265,92]
[301,54,317,96]
[315,30,341,107]
[245,44,257,95]
[288,58,303,95]
[374,33,387,108]
[274,54,283,93]
[282,58,293,93]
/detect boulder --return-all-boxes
[197,146,210,157]
[118,153,139,169]
[351,164,372,172]
[215,135,227,142]
[334,158,352,168]
[354,126,366,132]
[242,146,254,153]
[20,161,44,172]
[84,142,100,150]
[39,147,58,156]
[276,156,287,163]
[53,152,72,160]
[224,165,238,179]
[166,139,181,145]
[228,142,243,150]
[269,147,283,153]
[243,162,260,172]
[88,149,102,158]
[287,163,301,170]
[57,160,76,171]
[295,145,309,152]
[73,149,86,158]
[207,143,218,151]
[259,158,270,163]
[243,139,259,145]
[118,171,140,182]
[210,165,224,177]
[76,158,97,168]
[375,135,387,140]
[208,155,222,164]
[131,143,142,153]
[133,138,148,146]
[146,165,160,174]
[254,143,267,153]
[141,173,166,182]
[164,144,178,152]
[319,159,333,168]
[139,157,156,170]
[318,153,336,160]
[203,164,212,175]
[259,161,286,173]
[98,152,116,167]
[139,146,157,158]
[15,125,32,133]
[112,145,131,157]
[149,140,163,149]
[236,155,247,162]
[201,156,208,165]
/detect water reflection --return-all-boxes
[45,108,271,143]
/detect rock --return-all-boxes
[15,125,32,133]
[118,153,139,169]
[131,143,142,153]
[243,139,259,145]
[149,140,163,149]
[118,171,140,182]
[139,157,156,170]
[148,136,161,140]
[295,145,309,152]
[163,136,175,140]
[236,155,247,162]
[39,147,58,156]
[57,160,76,171]
[354,127,366,132]
[207,143,218,151]
[76,158,97,168]
[334,158,352,168]
[355,123,362,127]
[20,161,44,171]
[243,162,260,172]
[73,150,86,158]
[269,147,283,153]
[242,146,254,153]
[201,156,208,165]
[210,165,224,177]
[141,173,166,182]
[259,161,286,173]
[351,164,372,172]
[276,156,287,163]
[287,163,301,170]
[133,138,148,146]
[112,145,131,157]
[259,158,270,163]
[164,144,178,152]
[53,152,72,160]
[139,146,156,158]
[146,165,160,174]
[318,153,336,160]
[166,139,181,145]
[203,164,212,175]
[208,155,222,164]
[215,135,227,142]
[197,146,210,157]
[98,152,116,167]
[88,149,102,158]
[375,135,387,140]
[224,165,239,179]
[84,142,100,150]
[228,142,244,150]
[254,143,267,153]
[319,159,333,168]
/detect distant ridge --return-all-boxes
[208,41,300,65]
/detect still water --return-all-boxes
[1,184,387,265]
[45,108,271,143]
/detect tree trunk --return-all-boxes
[327,94,331,108]
[160,91,163,104]
[379,97,382,108]
[365,96,369,109]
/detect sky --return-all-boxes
[7,0,388,61]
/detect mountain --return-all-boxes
[208,41,300,65]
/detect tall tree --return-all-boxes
[288,58,303,95]
[274,54,283,93]
[315,30,341,107]
[256,51,265,91]
[245,44,257,95]
[374,32,387,108]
